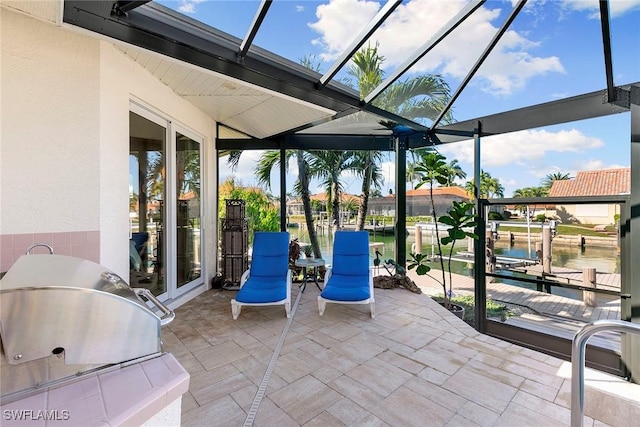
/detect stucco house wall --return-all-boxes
[0,7,217,295]
[368,192,470,217]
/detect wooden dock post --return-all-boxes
[542,227,552,275]
[414,225,422,254]
[486,230,496,275]
[583,267,597,307]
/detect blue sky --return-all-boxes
[158,0,639,197]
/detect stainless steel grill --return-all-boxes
[0,246,175,403]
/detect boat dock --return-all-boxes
[508,264,621,290]
[438,250,539,269]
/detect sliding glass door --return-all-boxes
[129,103,203,298]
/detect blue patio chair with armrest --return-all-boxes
[231,232,292,320]
[318,231,374,318]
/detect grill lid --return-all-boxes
[0,253,172,366]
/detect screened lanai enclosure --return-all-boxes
[65,0,639,380]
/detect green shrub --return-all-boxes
[488,211,503,220]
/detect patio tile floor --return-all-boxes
[163,282,640,426]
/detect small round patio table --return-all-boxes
[294,258,325,292]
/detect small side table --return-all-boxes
[294,258,325,292]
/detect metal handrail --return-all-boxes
[571,319,640,426]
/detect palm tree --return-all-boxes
[341,196,358,224]
[295,151,323,258]
[513,186,548,215]
[309,151,355,233]
[253,149,324,259]
[485,175,505,198]
[347,43,453,230]
[414,151,449,294]
[513,186,547,198]
[406,160,420,190]
[442,159,466,187]
[352,151,385,231]
[464,170,504,199]
[541,172,571,190]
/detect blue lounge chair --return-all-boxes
[231,232,292,320]
[318,231,375,318]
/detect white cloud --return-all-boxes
[309,0,380,60]
[296,5,305,13]
[437,128,604,168]
[561,0,640,18]
[573,160,628,171]
[219,150,264,187]
[309,0,566,95]
[178,0,205,14]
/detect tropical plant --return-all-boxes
[406,160,420,190]
[409,152,479,310]
[464,170,505,199]
[295,151,323,259]
[413,151,448,296]
[231,145,326,260]
[308,150,355,233]
[341,196,359,222]
[443,159,467,187]
[373,249,426,294]
[352,151,384,231]
[541,172,571,189]
[218,178,279,236]
[439,201,478,308]
[298,54,323,73]
[346,43,453,230]
[512,186,548,214]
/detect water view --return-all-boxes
[288,227,621,300]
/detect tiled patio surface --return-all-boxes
[162,281,640,426]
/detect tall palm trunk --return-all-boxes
[331,179,340,234]
[297,151,322,259]
[429,181,448,306]
[356,162,372,231]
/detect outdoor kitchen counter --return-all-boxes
[0,353,189,427]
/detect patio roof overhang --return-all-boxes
[62,0,638,150]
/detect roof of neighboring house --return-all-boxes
[549,167,630,197]
[406,186,471,199]
[370,186,471,201]
[288,193,359,204]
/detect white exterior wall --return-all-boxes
[1,7,100,233]
[1,7,217,285]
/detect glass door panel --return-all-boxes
[129,110,166,296]
[176,131,202,288]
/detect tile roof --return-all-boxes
[307,193,359,203]
[406,186,471,199]
[548,167,630,197]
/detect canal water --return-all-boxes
[288,227,620,300]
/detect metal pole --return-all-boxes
[279,141,287,232]
[526,205,532,258]
[395,137,407,268]
[571,320,640,427]
[473,123,486,332]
